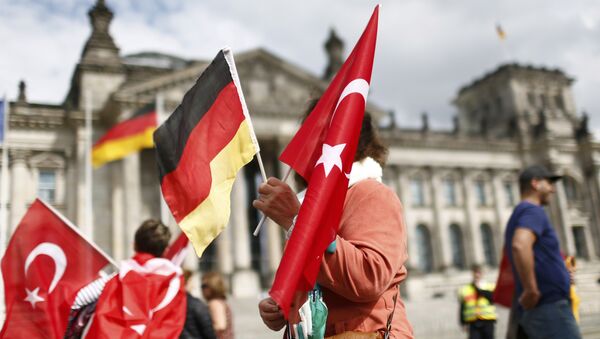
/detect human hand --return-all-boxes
[252,177,300,230]
[258,297,286,331]
[519,289,540,310]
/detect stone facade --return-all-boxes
[1,0,599,300]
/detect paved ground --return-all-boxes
[231,295,600,339]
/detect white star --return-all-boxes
[24,287,45,308]
[315,143,346,177]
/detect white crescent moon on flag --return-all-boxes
[24,242,67,294]
[331,78,370,125]
[151,275,180,314]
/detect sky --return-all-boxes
[1,0,599,132]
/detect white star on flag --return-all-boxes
[315,143,346,177]
[24,287,45,308]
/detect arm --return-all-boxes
[317,181,407,302]
[208,300,227,331]
[511,228,540,309]
[252,177,300,230]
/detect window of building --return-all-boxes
[540,94,548,108]
[481,223,497,266]
[555,95,565,110]
[527,92,536,107]
[572,226,589,259]
[496,96,503,113]
[474,180,487,206]
[410,178,426,207]
[416,224,434,273]
[503,181,516,206]
[563,177,580,202]
[449,224,466,269]
[443,178,457,207]
[38,170,56,203]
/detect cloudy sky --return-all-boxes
[1,0,599,131]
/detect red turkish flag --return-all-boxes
[493,248,515,308]
[84,253,186,338]
[272,6,379,317]
[0,199,111,339]
[162,231,190,266]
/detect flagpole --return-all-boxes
[0,96,9,253]
[155,93,172,227]
[85,90,94,239]
[252,166,292,236]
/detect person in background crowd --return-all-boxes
[504,165,581,339]
[458,264,497,339]
[202,271,234,339]
[564,256,580,323]
[180,269,217,339]
[256,107,413,338]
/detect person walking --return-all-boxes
[458,264,497,339]
[180,269,217,339]
[504,165,581,339]
[201,272,234,339]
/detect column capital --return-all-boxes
[9,149,32,163]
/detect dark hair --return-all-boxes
[134,219,171,257]
[471,264,482,273]
[519,178,532,195]
[202,271,227,300]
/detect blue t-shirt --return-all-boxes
[504,201,570,307]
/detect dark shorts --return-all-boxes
[519,299,581,339]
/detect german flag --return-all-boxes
[154,48,259,256]
[92,103,157,168]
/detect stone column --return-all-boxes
[553,181,576,255]
[460,169,484,266]
[216,223,234,275]
[9,150,31,231]
[230,173,260,297]
[397,168,418,270]
[75,126,92,238]
[123,153,142,258]
[490,171,505,265]
[111,161,125,261]
[429,168,451,270]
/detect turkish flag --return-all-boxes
[84,253,186,338]
[162,231,190,266]
[493,247,515,308]
[0,199,111,339]
[271,6,379,317]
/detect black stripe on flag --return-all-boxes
[154,50,233,182]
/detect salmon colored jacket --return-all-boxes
[317,179,414,338]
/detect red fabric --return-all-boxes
[85,254,186,338]
[92,111,157,148]
[493,248,515,308]
[0,199,110,339]
[160,82,245,222]
[271,6,379,318]
[162,232,190,266]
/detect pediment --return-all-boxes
[106,47,385,123]
[28,152,65,169]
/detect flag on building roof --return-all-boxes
[154,48,259,257]
[272,5,379,317]
[91,103,157,168]
[496,24,506,40]
[0,199,112,339]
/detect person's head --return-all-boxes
[133,219,171,257]
[201,271,227,300]
[518,165,562,205]
[471,264,483,283]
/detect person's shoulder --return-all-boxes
[350,179,394,197]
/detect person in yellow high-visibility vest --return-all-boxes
[458,264,497,339]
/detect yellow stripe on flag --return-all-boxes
[179,120,257,256]
[92,127,155,168]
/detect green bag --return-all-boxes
[297,284,328,339]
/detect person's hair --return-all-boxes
[183,269,193,284]
[519,178,533,195]
[134,219,171,257]
[471,264,482,273]
[202,271,227,300]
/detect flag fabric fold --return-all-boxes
[154,48,259,257]
[84,253,186,338]
[493,248,515,308]
[0,199,111,339]
[162,231,190,267]
[272,6,379,317]
[92,103,157,168]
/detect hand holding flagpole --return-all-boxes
[252,166,292,236]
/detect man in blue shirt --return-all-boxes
[504,165,581,339]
